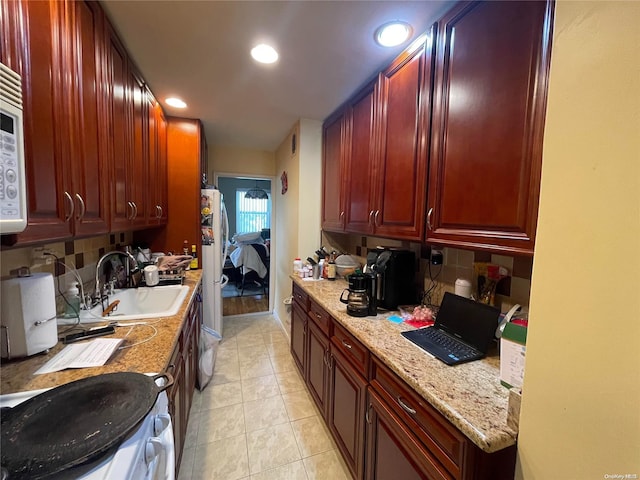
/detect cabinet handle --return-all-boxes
[315,312,322,320]
[131,201,138,219]
[426,207,433,231]
[127,201,134,220]
[368,210,374,226]
[75,193,86,221]
[323,349,330,368]
[64,191,74,222]
[397,396,417,415]
[374,210,380,227]
[340,211,345,222]
[341,339,352,350]
[159,205,164,218]
[156,205,162,218]
[365,403,372,424]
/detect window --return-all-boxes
[236,189,271,234]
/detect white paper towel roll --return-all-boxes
[1,273,58,358]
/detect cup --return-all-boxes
[144,265,159,286]
[312,264,321,280]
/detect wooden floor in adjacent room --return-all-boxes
[222,283,269,316]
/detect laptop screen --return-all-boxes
[435,292,501,353]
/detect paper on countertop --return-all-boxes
[34,338,124,375]
[302,277,323,282]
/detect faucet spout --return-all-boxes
[94,250,140,301]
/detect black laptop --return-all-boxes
[401,292,500,366]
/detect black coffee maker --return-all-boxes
[339,274,370,317]
[364,248,416,310]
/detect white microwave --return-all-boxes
[0,62,27,234]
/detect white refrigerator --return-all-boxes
[201,187,229,336]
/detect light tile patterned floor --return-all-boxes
[178,314,352,480]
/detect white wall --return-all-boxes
[273,123,301,330]
[272,119,323,331]
[516,2,640,478]
[297,119,323,258]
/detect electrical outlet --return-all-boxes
[31,247,54,265]
[430,248,443,266]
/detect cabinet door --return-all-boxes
[374,28,435,241]
[365,388,453,480]
[106,24,132,231]
[154,101,168,224]
[290,301,307,375]
[68,0,109,236]
[1,0,72,245]
[306,319,329,417]
[321,109,346,232]
[168,343,185,475]
[144,90,159,224]
[328,345,367,480]
[128,65,147,227]
[146,100,168,225]
[427,1,553,255]
[344,80,377,234]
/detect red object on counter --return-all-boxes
[405,318,435,328]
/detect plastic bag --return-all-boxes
[198,325,221,391]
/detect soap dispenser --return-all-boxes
[64,282,81,318]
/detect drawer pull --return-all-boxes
[75,193,86,221]
[315,313,322,320]
[341,339,352,350]
[64,191,74,222]
[397,396,417,415]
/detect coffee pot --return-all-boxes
[339,274,370,317]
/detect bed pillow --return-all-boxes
[233,231,264,244]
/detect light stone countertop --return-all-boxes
[0,271,203,395]
[292,275,517,453]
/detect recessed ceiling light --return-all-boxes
[251,44,279,64]
[375,21,413,47]
[165,97,187,108]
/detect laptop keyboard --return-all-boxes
[416,328,478,361]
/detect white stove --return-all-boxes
[0,378,175,480]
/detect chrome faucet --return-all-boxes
[94,250,140,302]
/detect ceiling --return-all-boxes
[101,1,451,152]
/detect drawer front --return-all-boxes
[292,282,309,310]
[332,321,369,378]
[308,298,331,336]
[370,357,465,476]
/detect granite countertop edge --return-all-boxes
[291,275,518,453]
[0,271,203,395]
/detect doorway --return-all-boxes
[216,175,273,316]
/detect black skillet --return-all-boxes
[0,371,173,480]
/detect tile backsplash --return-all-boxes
[322,231,532,313]
[1,233,133,314]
